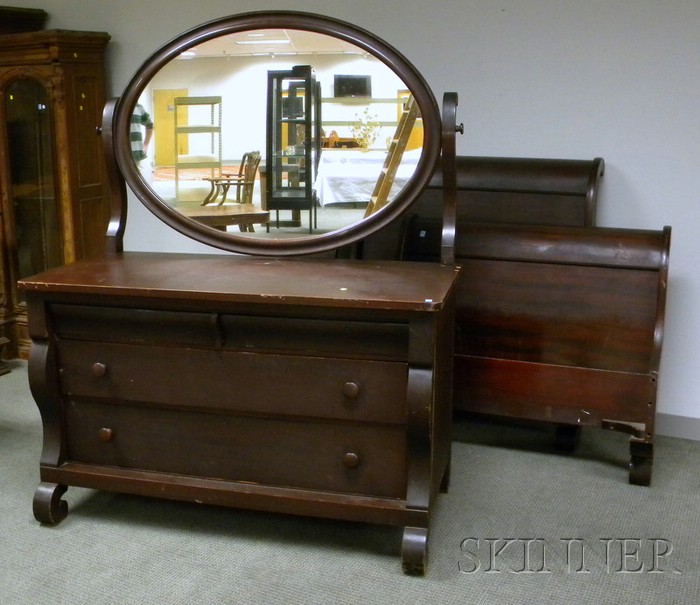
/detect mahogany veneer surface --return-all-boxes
[20,252,460,575]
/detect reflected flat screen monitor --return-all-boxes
[334,75,371,98]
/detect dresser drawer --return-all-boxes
[58,340,408,424]
[51,304,218,347]
[220,314,408,360]
[50,304,409,360]
[65,400,407,499]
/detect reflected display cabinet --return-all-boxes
[266,65,321,232]
[0,29,111,360]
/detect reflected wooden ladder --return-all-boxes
[364,95,419,217]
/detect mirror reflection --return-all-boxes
[132,28,424,238]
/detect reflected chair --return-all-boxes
[202,150,261,206]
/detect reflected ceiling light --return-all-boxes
[235,39,291,45]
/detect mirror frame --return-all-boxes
[112,10,442,256]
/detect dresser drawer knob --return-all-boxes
[342,381,360,399]
[98,427,114,442]
[91,362,107,378]
[343,452,360,469]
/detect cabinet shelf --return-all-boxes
[321,97,399,104]
[176,125,222,134]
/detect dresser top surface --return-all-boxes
[20,252,461,312]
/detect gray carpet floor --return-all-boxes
[1,359,699,604]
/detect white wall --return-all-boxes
[10,0,700,429]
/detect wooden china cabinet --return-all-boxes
[20,12,461,575]
[0,29,111,360]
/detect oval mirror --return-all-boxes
[113,11,441,255]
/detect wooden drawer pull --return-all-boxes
[98,427,114,442]
[342,452,360,469]
[91,362,108,378]
[342,381,360,399]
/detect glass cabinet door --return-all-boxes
[266,65,320,232]
[4,78,61,300]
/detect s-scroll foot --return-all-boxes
[33,482,68,524]
[401,526,429,575]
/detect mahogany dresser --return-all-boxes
[22,253,458,574]
[20,10,462,575]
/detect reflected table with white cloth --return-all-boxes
[314,149,420,206]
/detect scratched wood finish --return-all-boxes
[402,219,670,486]
[20,253,460,575]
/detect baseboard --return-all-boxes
[656,413,700,441]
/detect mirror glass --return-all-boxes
[114,12,441,255]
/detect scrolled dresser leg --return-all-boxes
[401,526,429,575]
[33,482,68,524]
